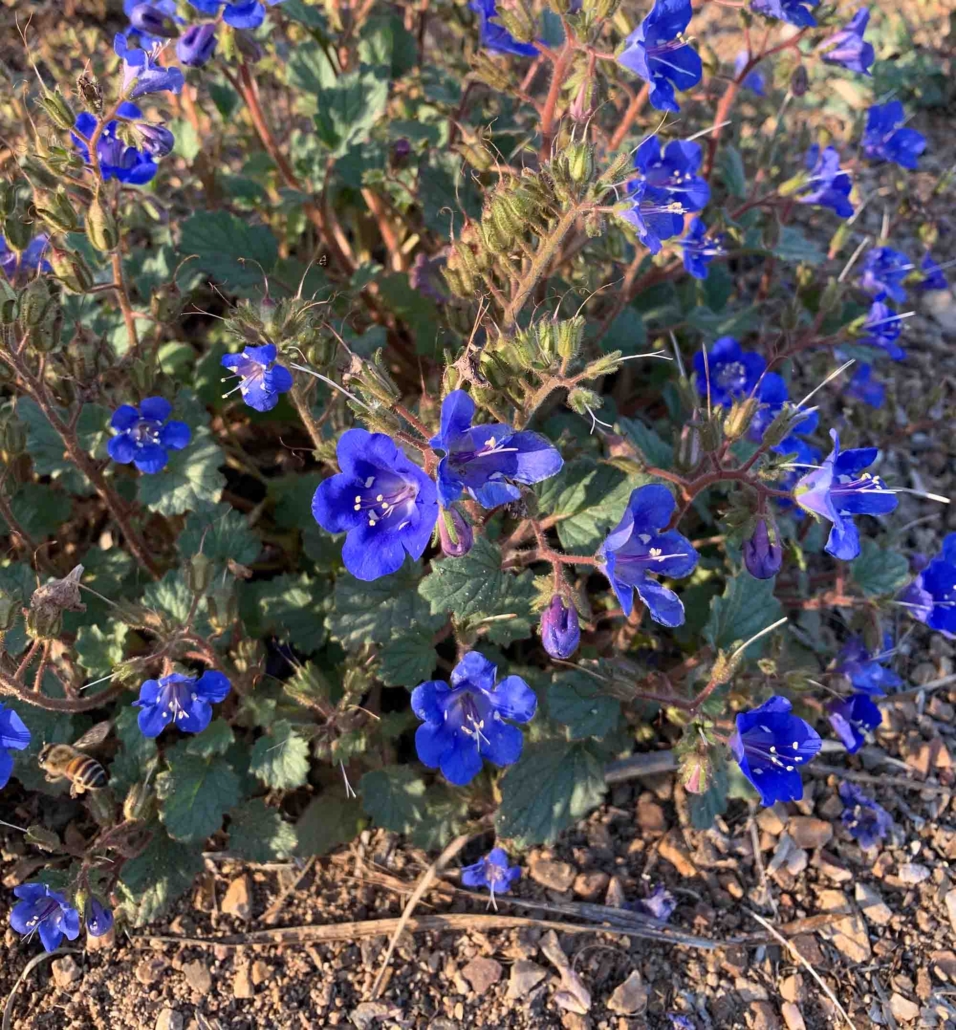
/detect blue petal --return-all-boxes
[137,700,172,737]
[138,396,172,422]
[223,0,265,27]
[508,432,564,485]
[0,749,13,790]
[481,720,524,767]
[38,921,64,953]
[0,707,30,751]
[489,675,537,722]
[133,443,169,474]
[265,363,293,395]
[196,670,231,703]
[825,516,860,561]
[9,900,37,935]
[311,474,366,534]
[110,404,140,431]
[411,680,450,723]
[159,420,191,451]
[431,390,475,450]
[341,521,407,581]
[635,578,685,627]
[108,433,136,465]
[440,739,484,785]
[452,652,498,692]
[176,698,213,734]
[436,457,466,507]
[625,483,675,534]
[471,479,521,508]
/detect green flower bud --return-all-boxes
[3,213,34,252]
[185,552,215,595]
[33,188,79,233]
[581,350,623,379]
[87,195,119,252]
[698,412,724,453]
[17,278,56,328]
[123,781,157,823]
[596,152,634,191]
[26,604,62,640]
[471,54,512,92]
[456,133,495,173]
[0,280,18,324]
[778,170,809,197]
[49,247,94,294]
[18,156,60,191]
[442,264,469,298]
[28,308,63,353]
[556,315,586,363]
[496,0,535,42]
[535,320,558,359]
[0,419,27,456]
[724,396,758,442]
[675,422,702,472]
[566,141,594,185]
[567,386,603,415]
[38,90,76,133]
[0,182,18,219]
[149,283,184,324]
[127,357,156,396]
[584,210,606,238]
[818,276,842,314]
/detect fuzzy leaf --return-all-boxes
[74,623,128,676]
[418,535,507,621]
[851,539,910,598]
[548,671,622,741]
[295,789,365,857]
[378,628,438,687]
[703,574,783,654]
[178,504,260,566]
[360,765,426,834]
[179,211,279,291]
[137,427,226,516]
[158,752,241,843]
[116,832,204,927]
[248,720,311,791]
[228,799,298,861]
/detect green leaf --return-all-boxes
[496,739,607,847]
[717,145,747,198]
[482,570,537,646]
[548,671,621,741]
[178,504,260,566]
[418,157,481,238]
[116,831,204,927]
[249,720,311,790]
[74,623,128,676]
[703,574,783,654]
[158,752,241,843]
[595,305,647,355]
[249,573,327,652]
[851,538,910,597]
[17,398,109,495]
[286,40,337,93]
[378,628,438,687]
[179,211,279,291]
[330,559,441,648]
[360,765,426,834]
[282,0,330,30]
[419,535,510,621]
[409,783,469,850]
[228,799,298,861]
[773,226,825,266]
[0,483,71,540]
[618,418,674,469]
[687,752,729,830]
[295,789,364,856]
[109,705,157,795]
[314,69,388,157]
[182,718,235,759]
[142,570,196,624]
[137,427,226,516]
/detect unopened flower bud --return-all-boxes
[438,506,474,558]
[123,781,157,822]
[565,141,594,184]
[556,315,585,362]
[0,419,27,457]
[790,64,809,97]
[33,188,79,234]
[0,280,18,324]
[177,23,218,67]
[0,182,18,219]
[724,396,758,441]
[37,90,76,133]
[496,0,535,42]
[17,156,60,192]
[185,552,215,595]
[130,2,179,37]
[540,595,580,659]
[743,516,783,580]
[471,54,512,92]
[87,195,119,253]
[49,247,93,294]
[567,387,603,416]
[675,422,702,471]
[136,122,175,158]
[17,278,56,328]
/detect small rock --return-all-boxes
[573,871,609,901]
[931,950,956,981]
[506,960,547,999]
[155,1011,183,1030]
[636,797,668,833]
[946,890,956,935]
[889,993,920,1022]
[607,970,647,1015]
[820,913,872,963]
[352,1002,403,1029]
[897,863,931,885]
[780,975,803,1004]
[755,804,788,836]
[233,963,254,999]
[788,817,833,850]
[816,851,852,883]
[222,874,253,920]
[182,960,212,995]
[529,857,576,893]
[855,883,893,926]
[659,831,698,878]
[736,978,769,1002]
[781,1002,806,1030]
[51,955,80,988]
[605,877,627,908]
[251,959,271,986]
[135,957,166,985]
[461,957,502,993]
[749,1000,780,1029]
[817,794,844,820]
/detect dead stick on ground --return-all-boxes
[262,856,316,926]
[369,833,469,999]
[746,909,857,1030]
[808,764,954,796]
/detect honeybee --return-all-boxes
[38,721,112,797]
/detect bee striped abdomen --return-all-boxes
[67,756,108,793]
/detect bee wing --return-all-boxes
[73,720,113,750]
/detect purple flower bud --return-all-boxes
[743,517,783,580]
[129,3,178,37]
[176,23,217,67]
[540,595,580,660]
[136,122,175,158]
[85,896,114,937]
[438,506,473,558]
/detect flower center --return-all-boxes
[131,419,162,445]
[352,473,419,529]
[742,725,808,776]
[715,361,747,393]
[456,692,493,750]
[26,898,60,928]
[832,471,887,499]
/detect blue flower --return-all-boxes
[429,390,563,509]
[681,217,725,280]
[793,429,897,560]
[113,35,184,99]
[110,100,176,158]
[667,1018,695,1030]
[918,254,947,292]
[620,137,710,253]
[461,847,521,905]
[72,113,157,185]
[134,670,232,738]
[221,344,294,412]
[312,429,438,581]
[751,0,817,27]
[836,635,901,696]
[845,364,885,409]
[692,337,765,407]
[188,0,285,29]
[411,652,536,786]
[630,884,676,921]
[0,705,30,790]
[125,0,181,46]
[734,52,766,95]
[468,0,537,56]
[177,23,218,66]
[796,145,854,218]
[617,0,702,113]
[0,235,50,283]
[859,300,906,360]
[10,884,81,952]
[540,595,580,660]
[85,897,114,938]
[107,397,191,474]
[743,516,783,580]
[839,781,891,848]
[820,8,874,74]
[901,533,956,634]
[746,372,820,457]
[828,692,881,753]
[730,696,821,806]
[597,484,698,627]
[862,101,926,171]
[859,247,911,303]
